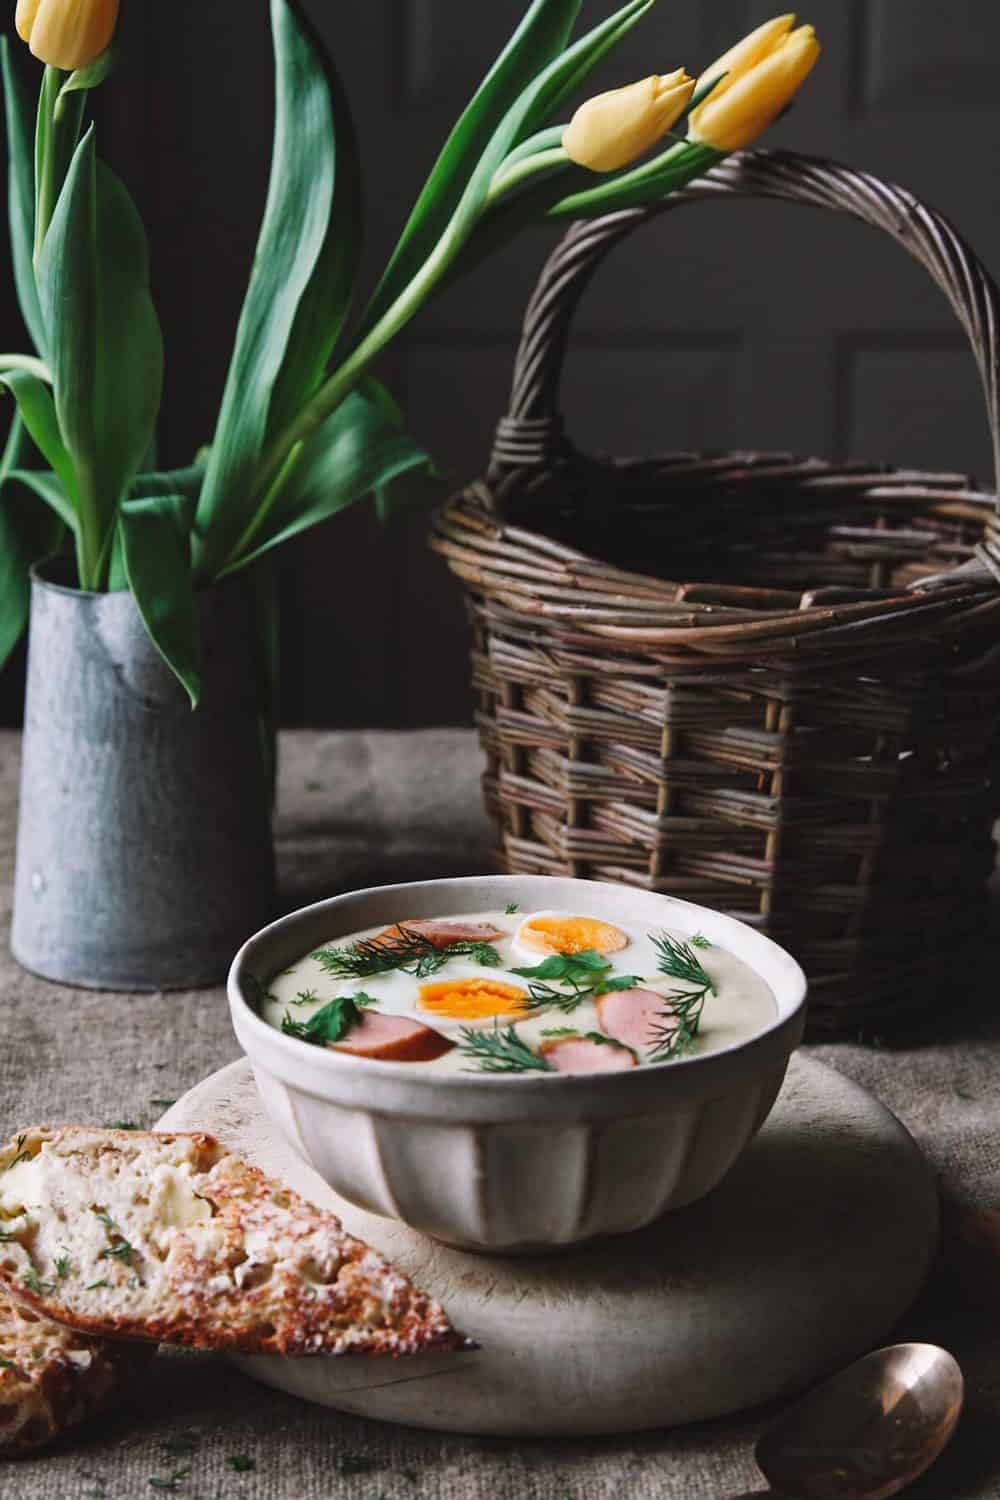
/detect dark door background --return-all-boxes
[1,0,998,727]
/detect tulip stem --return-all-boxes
[0,354,52,381]
[487,149,570,207]
[33,68,61,271]
[32,66,86,272]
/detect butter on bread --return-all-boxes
[0,1285,150,1457]
[0,1127,464,1357]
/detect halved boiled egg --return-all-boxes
[418,976,529,1022]
[512,911,629,962]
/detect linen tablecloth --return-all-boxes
[2,728,999,1500]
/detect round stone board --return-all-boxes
[160,1054,938,1438]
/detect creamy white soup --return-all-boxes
[254,909,776,1075]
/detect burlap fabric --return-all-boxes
[2,730,997,1499]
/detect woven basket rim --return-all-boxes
[433,453,998,646]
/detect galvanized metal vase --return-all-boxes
[11,566,276,990]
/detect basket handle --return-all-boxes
[487,148,1000,567]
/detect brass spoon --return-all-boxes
[754,1343,964,1500]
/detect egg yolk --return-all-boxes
[519,915,628,957]
[418,977,529,1020]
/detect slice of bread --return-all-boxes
[0,1127,464,1358]
[0,1285,150,1457]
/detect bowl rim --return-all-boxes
[228,875,807,1093]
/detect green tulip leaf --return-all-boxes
[219,385,430,574]
[0,369,78,508]
[37,129,163,589]
[0,39,46,355]
[359,0,581,338]
[193,0,351,581]
[118,492,201,707]
[0,415,65,671]
[264,1,361,443]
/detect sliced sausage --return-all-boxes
[539,1036,637,1074]
[381,919,506,949]
[594,987,666,1053]
[330,1012,453,1063]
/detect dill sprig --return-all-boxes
[647,932,715,1060]
[457,1024,552,1074]
[22,1268,58,1296]
[511,950,641,1014]
[648,989,708,1060]
[6,1134,30,1170]
[281,992,378,1046]
[312,925,501,981]
[93,1210,137,1267]
[651,932,715,992]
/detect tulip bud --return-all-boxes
[688,15,820,152]
[563,70,696,174]
[16,0,119,72]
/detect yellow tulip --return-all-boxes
[15,0,119,71]
[687,15,820,152]
[563,70,696,174]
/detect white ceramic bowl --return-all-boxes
[228,876,806,1252]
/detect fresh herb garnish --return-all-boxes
[151,1098,177,1110]
[583,1031,635,1053]
[290,988,318,1006]
[86,1279,111,1291]
[651,933,715,991]
[504,902,520,915]
[648,989,709,1060]
[457,1023,552,1074]
[511,950,642,1014]
[312,926,501,981]
[22,1269,58,1296]
[105,1120,140,1130]
[281,993,377,1047]
[225,1455,255,1472]
[646,932,715,1060]
[7,1134,30,1170]
[93,1210,137,1267]
[0,1356,21,1370]
[55,1252,71,1280]
[542,1029,637,1059]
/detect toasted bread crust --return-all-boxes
[0,1127,464,1359]
[0,1286,151,1458]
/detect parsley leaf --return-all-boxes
[280,993,377,1047]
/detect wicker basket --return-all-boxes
[431,149,1000,1035]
